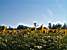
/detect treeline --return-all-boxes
[0,23,67,30]
[48,23,67,29]
[0,25,29,30]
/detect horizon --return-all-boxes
[0,0,67,28]
[0,21,66,28]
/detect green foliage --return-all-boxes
[0,26,5,30]
[48,23,67,29]
[48,23,52,29]
[17,25,29,29]
[62,23,67,29]
[51,24,62,29]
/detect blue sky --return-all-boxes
[0,0,67,27]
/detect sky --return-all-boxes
[0,0,67,27]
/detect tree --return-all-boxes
[62,23,67,29]
[17,25,28,29]
[8,26,13,30]
[34,23,37,30]
[0,26,5,30]
[52,24,56,29]
[48,23,52,29]
[56,24,62,29]
[52,23,62,29]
